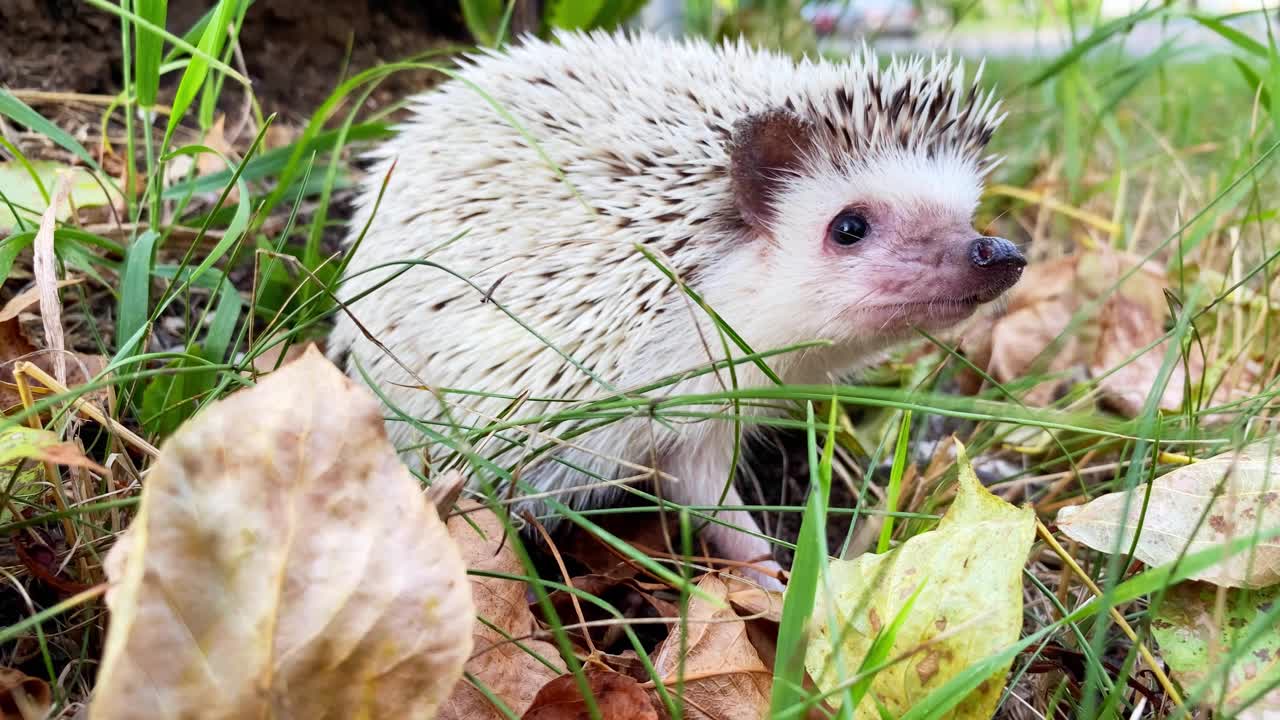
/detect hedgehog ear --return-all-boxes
[729,108,815,229]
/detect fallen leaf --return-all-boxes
[164,115,239,201]
[0,162,111,232]
[440,504,566,720]
[1091,280,1196,417]
[246,339,325,376]
[1151,581,1280,715]
[966,246,1238,417]
[983,254,1083,405]
[196,114,235,178]
[426,468,466,521]
[0,667,51,720]
[650,573,771,720]
[806,438,1035,719]
[1057,440,1280,588]
[0,425,107,476]
[89,347,473,720]
[522,667,658,720]
[727,585,784,623]
[265,122,300,150]
[0,278,83,323]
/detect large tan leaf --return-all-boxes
[440,504,565,719]
[89,347,473,720]
[1057,441,1280,588]
[650,573,771,720]
[806,440,1035,719]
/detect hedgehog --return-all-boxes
[328,30,1024,588]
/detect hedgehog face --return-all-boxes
[727,106,1023,350]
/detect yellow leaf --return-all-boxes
[806,439,1035,719]
[1057,440,1280,588]
[0,162,110,232]
[89,347,473,720]
[1151,581,1280,715]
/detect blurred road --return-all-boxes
[823,15,1276,59]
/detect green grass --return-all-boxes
[1,1,1279,718]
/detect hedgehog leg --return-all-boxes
[662,450,785,591]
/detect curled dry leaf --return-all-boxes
[522,667,658,720]
[806,439,1035,719]
[0,667,51,720]
[1057,440,1280,588]
[89,347,473,720]
[1151,581,1280,715]
[726,584,784,624]
[650,573,771,720]
[963,246,1248,419]
[440,503,565,720]
[982,254,1083,406]
[0,278,84,323]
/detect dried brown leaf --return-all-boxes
[726,585,783,623]
[0,667,51,720]
[441,504,565,720]
[650,574,770,720]
[522,668,659,720]
[968,246,1237,417]
[89,347,473,720]
[1057,440,1280,588]
[197,114,235,179]
[0,278,83,323]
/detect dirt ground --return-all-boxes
[1,0,468,118]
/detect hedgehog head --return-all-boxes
[720,51,1021,354]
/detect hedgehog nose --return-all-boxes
[969,236,1026,271]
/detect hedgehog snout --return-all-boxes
[967,236,1025,302]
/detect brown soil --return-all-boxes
[1,0,470,118]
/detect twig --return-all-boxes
[13,361,159,458]
[1035,519,1184,708]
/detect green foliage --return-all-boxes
[132,0,167,108]
[460,0,647,47]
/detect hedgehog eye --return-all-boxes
[829,211,869,246]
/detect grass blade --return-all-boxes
[162,0,238,147]
[769,401,835,715]
[116,230,161,352]
[0,91,104,175]
[134,0,168,107]
[876,409,911,554]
